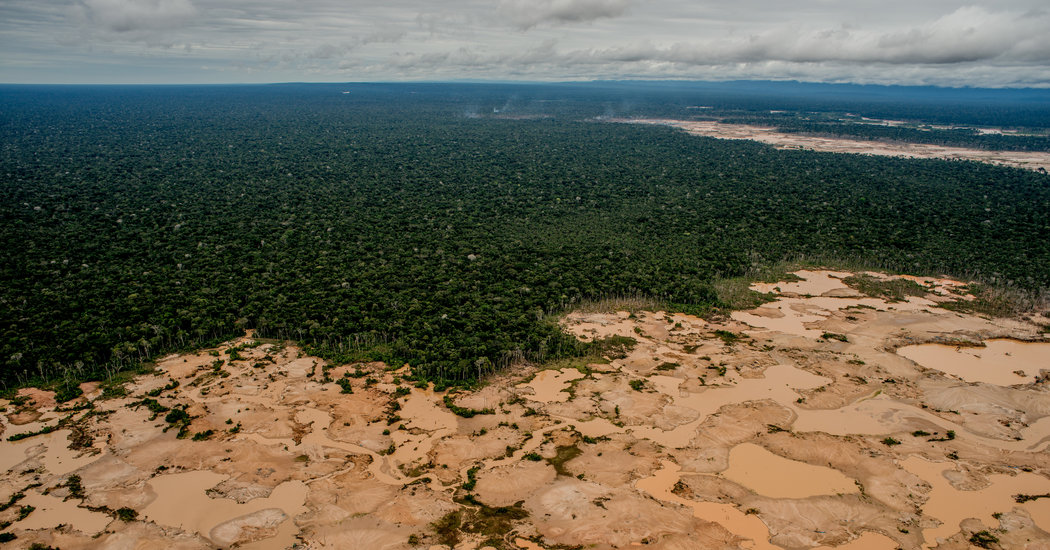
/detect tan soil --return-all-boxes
[615,119,1050,172]
[1,269,1049,549]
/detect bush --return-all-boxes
[969,530,999,548]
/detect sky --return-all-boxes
[1,0,1049,86]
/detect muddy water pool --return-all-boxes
[898,339,1050,385]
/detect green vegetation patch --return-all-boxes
[938,283,1035,318]
[843,274,927,302]
[547,445,583,476]
[7,425,57,442]
[587,335,638,360]
[2,87,1049,392]
[714,330,746,345]
[443,394,494,418]
[969,530,999,548]
[115,507,138,521]
[1014,493,1050,503]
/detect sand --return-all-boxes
[2,269,1049,549]
[615,118,1050,172]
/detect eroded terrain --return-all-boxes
[1,270,1049,549]
[614,119,1050,172]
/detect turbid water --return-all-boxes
[12,491,112,534]
[902,456,1050,548]
[142,471,308,548]
[898,339,1050,385]
[631,362,829,448]
[636,460,779,550]
[519,368,584,403]
[3,268,1049,550]
[0,428,101,475]
[720,443,858,499]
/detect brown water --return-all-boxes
[898,339,1050,385]
[636,460,780,550]
[633,363,829,448]
[142,470,307,548]
[902,456,1050,548]
[793,393,1050,453]
[520,368,584,403]
[792,393,932,436]
[731,300,829,338]
[0,428,101,475]
[749,270,855,296]
[733,295,938,338]
[13,491,112,534]
[719,443,857,499]
[390,386,458,465]
[569,417,623,439]
[296,407,408,485]
[514,538,544,550]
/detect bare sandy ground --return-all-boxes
[1,269,1049,549]
[614,119,1050,172]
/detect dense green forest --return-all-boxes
[2,82,1049,388]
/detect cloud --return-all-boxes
[390,6,1050,70]
[544,6,1050,67]
[713,6,1048,65]
[301,30,406,61]
[79,0,198,32]
[499,0,630,30]
[3,0,1050,86]
[380,6,1050,88]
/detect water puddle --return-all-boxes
[793,393,1050,453]
[898,339,1050,385]
[142,470,307,548]
[399,386,459,432]
[750,270,855,296]
[636,460,779,549]
[0,429,101,475]
[719,443,857,499]
[902,456,1050,548]
[515,538,544,550]
[570,417,623,439]
[633,363,829,448]
[520,369,584,403]
[734,296,937,338]
[792,394,934,436]
[732,301,829,338]
[295,408,405,485]
[13,491,112,534]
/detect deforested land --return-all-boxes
[1,81,1050,549]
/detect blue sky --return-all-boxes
[2,0,1049,86]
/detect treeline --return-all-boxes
[1,84,1048,388]
[775,121,1050,152]
[715,110,1050,153]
